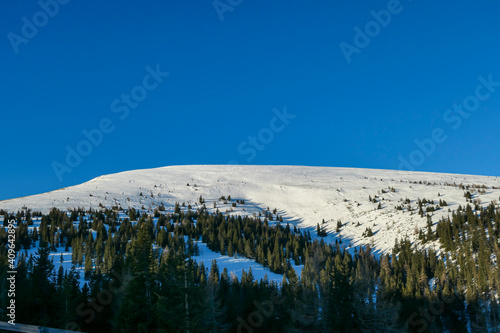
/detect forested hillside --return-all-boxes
[1,199,500,332]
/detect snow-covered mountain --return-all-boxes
[2,165,500,254]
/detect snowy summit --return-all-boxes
[2,165,500,254]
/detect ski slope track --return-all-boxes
[2,165,500,254]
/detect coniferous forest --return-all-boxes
[1,199,500,332]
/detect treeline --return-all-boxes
[1,202,500,331]
[434,203,500,305]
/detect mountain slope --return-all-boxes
[2,165,500,253]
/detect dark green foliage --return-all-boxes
[362,227,373,237]
[317,223,327,237]
[2,201,500,331]
[336,219,342,232]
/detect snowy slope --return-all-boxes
[2,165,500,254]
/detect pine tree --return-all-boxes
[115,225,156,332]
[324,252,355,331]
[29,241,58,326]
[202,260,229,332]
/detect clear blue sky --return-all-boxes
[1,0,500,200]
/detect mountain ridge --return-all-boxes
[3,165,500,253]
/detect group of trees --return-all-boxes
[1,200,500,331]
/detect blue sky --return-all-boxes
[1,0,500,200]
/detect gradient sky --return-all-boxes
[1,0,500,201]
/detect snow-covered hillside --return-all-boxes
[2,165,500,254]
